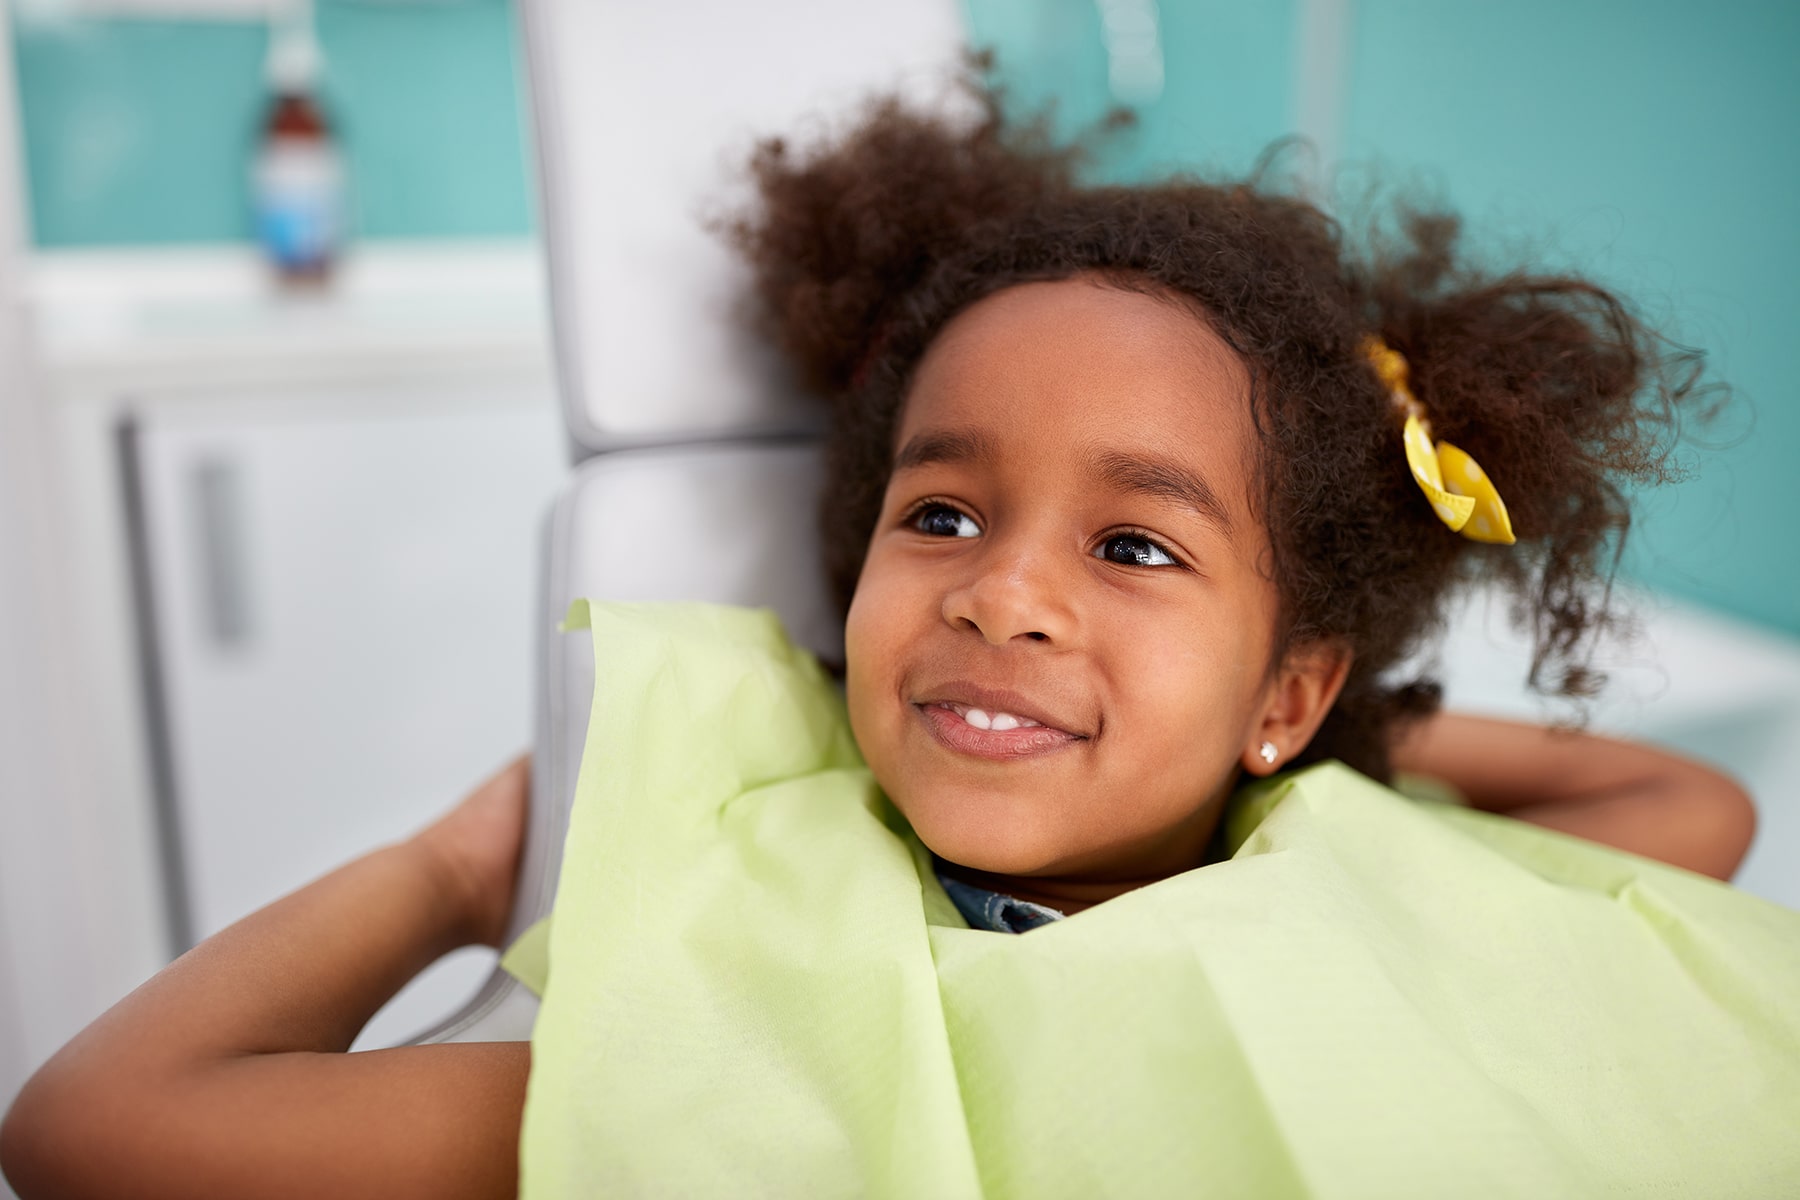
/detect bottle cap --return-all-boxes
[266,22,323,93]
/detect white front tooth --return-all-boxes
[990,713,1021,731]
[964,708,993,730]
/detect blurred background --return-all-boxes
[1,0,1796,1164]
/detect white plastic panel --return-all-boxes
[423,440,839,1044]
[522,0,968,449]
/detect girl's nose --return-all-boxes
[940,537,1075,647]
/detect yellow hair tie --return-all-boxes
[1362,336,1515,545]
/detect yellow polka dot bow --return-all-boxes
[1364,337,1515,545]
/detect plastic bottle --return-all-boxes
[251,22,345,284]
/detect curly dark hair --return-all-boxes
[726,78,1704,782]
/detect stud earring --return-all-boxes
[1258,741,1278,765]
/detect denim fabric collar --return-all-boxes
[935,869,1067,934]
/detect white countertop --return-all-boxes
[24,239,554,387]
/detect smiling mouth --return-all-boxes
[914,700,1087,760]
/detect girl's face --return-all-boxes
[846,278,1332,898]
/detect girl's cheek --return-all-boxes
[845,537,912,638]
[842,574,892,709]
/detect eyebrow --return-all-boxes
[1088,448,1236,538]
[892,428,998,474]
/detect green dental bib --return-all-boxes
[510,601,1800,1198]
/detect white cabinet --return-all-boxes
[130,378,562,1047]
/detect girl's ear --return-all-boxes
[1240,639,1352,776]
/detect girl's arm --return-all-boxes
[1392,713,1756,881]
[0,758,533,1200]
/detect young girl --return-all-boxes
[4,84,1789,1199]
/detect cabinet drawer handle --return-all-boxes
[190,458,254,650]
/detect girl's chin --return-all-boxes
[925,845,1057,879]
[898,806,1073,879]
[895,787,1220,884]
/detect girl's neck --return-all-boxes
[935,842,1227,917]
[933,862,1117,915]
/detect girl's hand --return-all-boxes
[1393,713,1757,881]
[413,754,530,949]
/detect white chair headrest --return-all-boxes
[521,0,969,453]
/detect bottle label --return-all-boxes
[253,139,344,271]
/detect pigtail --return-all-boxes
[726,62,1082,402]
[1356,209,1702,703]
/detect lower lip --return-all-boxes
[916,703,1084,760]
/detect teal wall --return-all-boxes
[1341,0,1798,642]
[11,0,533,245]
[966,0,1297,179]
[967,0,1799,639]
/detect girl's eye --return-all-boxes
[1096,533,1179,568]
[911,504,981,539]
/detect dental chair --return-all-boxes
[407,0,969,1045]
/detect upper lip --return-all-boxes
[911,681,1091,738]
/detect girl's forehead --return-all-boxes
[907,278,1247,416]
[897,278,1257,499]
